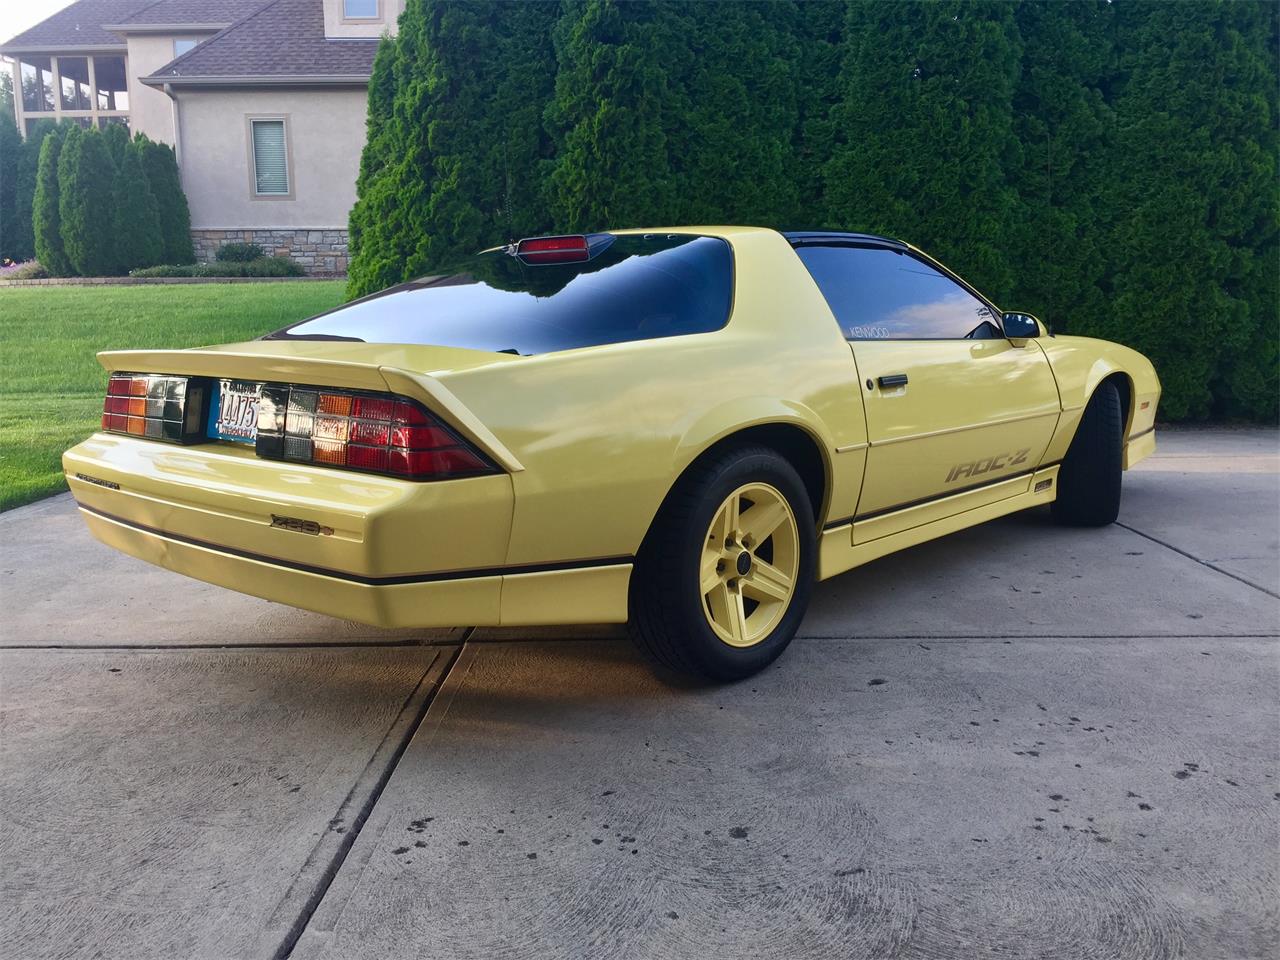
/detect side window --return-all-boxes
[794,245,1000,340]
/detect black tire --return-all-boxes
[628,445,817,682]
[1051,379,1123,527]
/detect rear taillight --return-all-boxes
[101,373,207,444]
[254,386,496,480]
[516,235,591,264]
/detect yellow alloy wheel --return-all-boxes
[700,481,800,648]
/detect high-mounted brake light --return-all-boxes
[101,373,207,443]
[254,385,496,481]
[515,235,591,264]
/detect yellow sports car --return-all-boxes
[64,227,1159,679]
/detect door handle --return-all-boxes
[877,374,909,388]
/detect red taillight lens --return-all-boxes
[516,234,590,264]
[101,373,206,444]
[254,386,497,481]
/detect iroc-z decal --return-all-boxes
[946,448,1029,483]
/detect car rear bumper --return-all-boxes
[64,434,630,628]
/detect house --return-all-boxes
[2,0,401,273]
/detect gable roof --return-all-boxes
[0,0,151,52]
[143,0,378,86]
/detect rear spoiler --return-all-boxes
[96,348,524,474]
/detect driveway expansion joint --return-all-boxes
[1116,521,1280,599]
[264,635,469,960]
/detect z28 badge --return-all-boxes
[946,448,1030,483]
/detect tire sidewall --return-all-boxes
[668,449,816,679]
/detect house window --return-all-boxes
[14,55,129,134]
[174,39,198,57]
[343,0,379,19]
[250,119,290,196]
[93,56,129,111]
[20,58,55,113]
[59,57,92,111]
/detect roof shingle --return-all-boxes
[113,0,270,27]
[1,0,151,51]
[145,0,378,82]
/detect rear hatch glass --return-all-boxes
[267,234,733,356]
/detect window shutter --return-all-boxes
[252,120,289,195]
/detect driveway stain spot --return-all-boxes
[835,868,864,877]
[729,826,749,839]
[392,846,409,855]
[666,911,679,920]
[868,678,886,686]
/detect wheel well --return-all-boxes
[1101,372,1133,435]
[676,423,829,524]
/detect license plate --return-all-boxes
[209,379,263,443]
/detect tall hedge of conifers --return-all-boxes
[348,0,1277,421]
[1,118,190,275]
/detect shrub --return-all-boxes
[130,256,304,278]
[216,242,265,262]
[136,136,195,265]
[0,259,49,281]
[58,126,117,276]
[32,126,71,277]
[111,142,164,273]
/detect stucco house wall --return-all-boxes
[176,86,368,273]
[122,33,216,144]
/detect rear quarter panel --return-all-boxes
[436,227,869,566]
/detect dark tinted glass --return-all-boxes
[794,245,1000,340]
[270,235,733,355]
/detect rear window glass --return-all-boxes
[268,234,733,355]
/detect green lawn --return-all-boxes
[0,282,346,511]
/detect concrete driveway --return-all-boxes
[2,428,1277,960]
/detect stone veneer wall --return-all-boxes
[190,229,349,276]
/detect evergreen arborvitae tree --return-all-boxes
[137,136,194,264]
[347,9,435,298]
[0,110,20,261]
[13,120,58,262]
[546,0,689,231]
[339,0,1277,422]
[1006,0,1115,335]
[677,1,802,226]
[101,121,130,170]
[1102,0,1277,420]
[58,125,116,276]
[111,142,164,272]
[794,0,846,227]
[32,125,71,276]
[346,0,559,298]
[824,0,1023,295]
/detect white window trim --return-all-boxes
[341,0,382,23]
[246,115,294,201]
